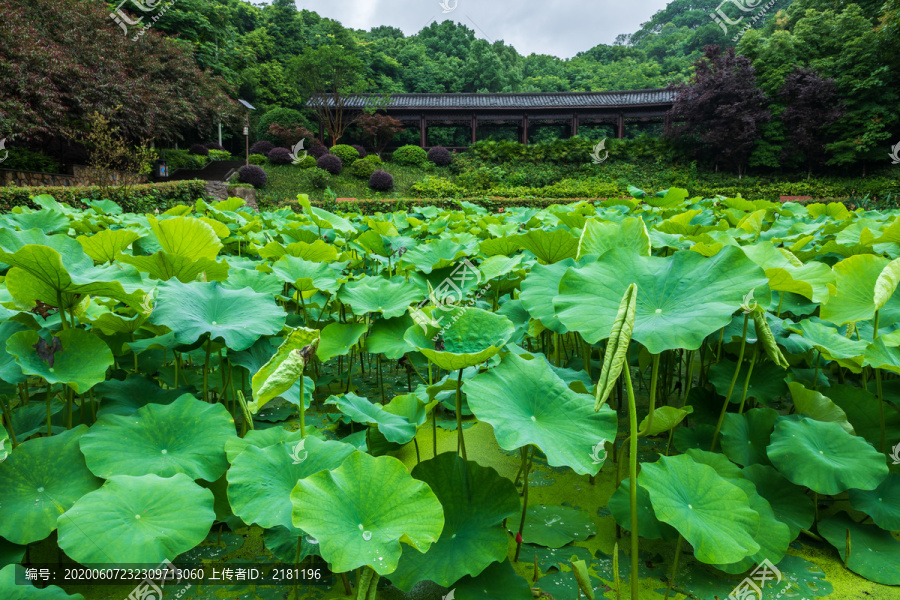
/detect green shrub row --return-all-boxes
[0,180,210,213]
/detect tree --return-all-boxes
[666,46,770,176]
[288,45,367,146]
[357,113,405,155]
[780,68,844,177]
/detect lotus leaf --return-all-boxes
[519,258,579,334]
[249,327,319,413]
[609,478,678,541]
[0,426,102,545]
[520,504,597,548]
[821,254,900,326]
[577,217,651,259]
[819,512,900,585]
[316,321,367,362]
[117,251,229,283]
[367,314,416,359]
[516,228,578,263]
[741,464,813,540]
[271,256,341,293]
[465,352,617,475]
[6,329,112,393]
[0,564,84,600]
[290,452,444,575]
[339,276,422,318]
[404,306,515,371]
[451,559,533,599]
[148,216,222,261]
[76,229,140,263]
[79,394,235,481]
[57,473,215,565]
[848,473,900,531]
[720,408,778,467]
[787,382,854,433]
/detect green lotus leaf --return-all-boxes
[609,478,678,541]
[521,504,597,548]
[638,405,693,436]
[249,327,319,413]
[388,453,520,591]
[452,559,533,600]
[117,251,229,283]
[6,329,112,393]
[339,276,422,319]
[57,473,215,565]
[742,242,834,303]
[875,257,900,311]
[848,473,900,531]
[742,464,813,540]
[401,238,469,273]
[826,383,900,450]
[0,321,30,385]
[221,266,283,295]
[864,337,900,375]
[2,208,69,235]
[519,259,578,334]
[227,437,355,531]
[0,424,8,463]
[638,454,760,564]
[788,382,854,434]
[271,256,341,293]
[367,314,416,359]
[0,426,102,545]
[477,254,524,282]
[465,352,617,475]
[0,564,84,600]
[766,418,888,495]
[93,374,188,417]
[516,228,578,264]
[404,306,515,371]
[819,512,900,585]
[577,217,650,259]
[223,426,308,463]
[76,229,140,263]
[0,228,85,259]
[720,408,778,467]
[148,216,222,261]
[290,452,444,575]
[784,319,868,371]
[280,239,338,262]
[708,357,789,404]
[554,246,770,352]
[149,280,286,351]
[821,254,897,325]
[326,392,417,444]
[79,394,235,481]
[297,195,356,234]
[316,321,367,362]
[9,399,65,441]
[480,236,523,257]
[262,525,321,563]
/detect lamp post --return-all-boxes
[238,99,256,167]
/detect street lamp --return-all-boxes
[238,99,256,167]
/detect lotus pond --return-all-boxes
[0,191,899,600]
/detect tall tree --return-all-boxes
[666,46,770,176]
[779,68,844,177]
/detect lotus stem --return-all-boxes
[614,353,659,487]
[681,350,694,405]
[623,365,640,600]
[46,386,54,435]
[711,314,749,451]
[845,528,851,566]
[57,292,68,329]
[776,293,785,318]
[174,352,180,388]
[429,359,437,457]
[582,336,592,378]
[356,566,379,600]
[874,310,886,452]
[613,541,621,599]
[715,327,725,361]
[663,535,684,600]
[513,445,534,563]
[455,368,467,460]
[377,355,385,404]
[132,334,139,372]
[737,346,758,415]
[0,396,17,447]
[346,346,355,393]
[812,350,821,391]
[66,387,73,429]
[203,340,212,403]
[299,372,307,438]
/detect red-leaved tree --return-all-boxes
[357,113,405,155]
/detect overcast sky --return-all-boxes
[293,0,672,59]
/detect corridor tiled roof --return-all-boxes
[308,89,676,110]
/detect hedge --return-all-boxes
[0,180,210,213]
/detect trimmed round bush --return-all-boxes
[366,154,383,165]
[369,169,394,191]
[317,154,343,175]
[248,154,267,166]
[189,144,209,156]
[351,158,377,179]
[249,140,274,156]
[237,165,267,188]
[205,142,225,151]
[352,145,367,159]
[257,107,309,143]
[268,147,293,165]
[392,145,427,166]
[208,149,231,161]
[308,168,331,189]
[297,155,317,169]
[308,144,328,159]
[330,144,360,165]
[427,146,453,166]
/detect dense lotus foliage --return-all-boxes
[1,190,900,599]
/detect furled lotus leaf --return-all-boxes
[57,473,215,565]
[227,437,355,531]
[0,426,102,545]
[847,472,900,532]
[752,311,789,368]
[742,464,813,540]
[149,280,286,351]
[577,217,650,259]
[554,246,770,353]
[741,242,834,303]
[875,257,900,311]
[720,408,778,467]
[316,321,367,362]
[520,504,597,548]
[148,216,222,261]
[638,454,760,564]
[609,478,678,541]
[388,453,520,591]
[338,276,422,319]
[76,229,140,263]
[821,254,900,326]
[787,382,854,434]
[819,512,900,585]
[249,327,319,413]
[290,452,444,575]
[0,564,84,600]
[404,306,515,371]
[594,283,636,409]
[516,228,578,264]
[766,418,888,495]
[79,394,235,481]
[465,352,617,475]
[7,329,112,393]
[367,314,416,359]
[271,256,341,293]
[116,251,229,283]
